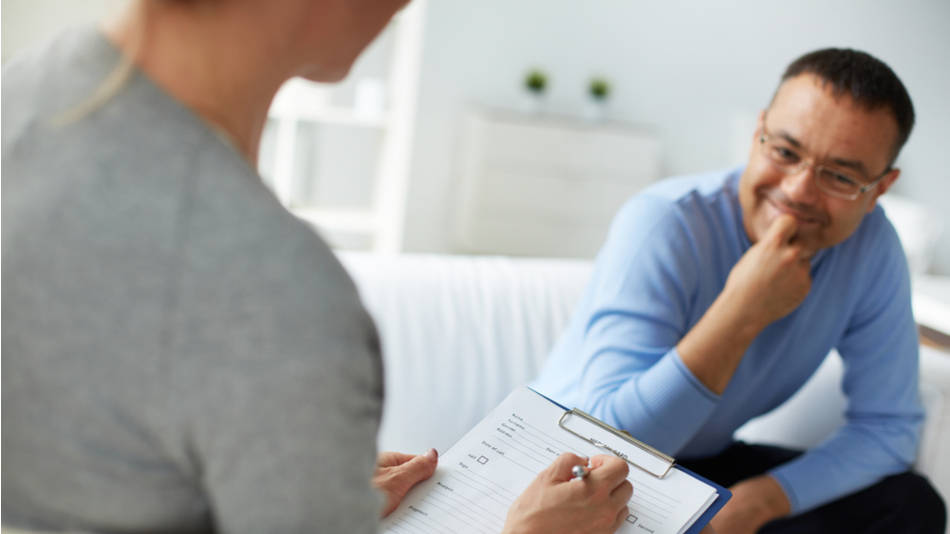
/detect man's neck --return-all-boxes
[101,1,295,165]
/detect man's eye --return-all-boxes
[772,146,798,161]
[832,173,855,185]
[819,169,859,190]
[823,169,856,185]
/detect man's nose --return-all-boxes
[780,163,821,204]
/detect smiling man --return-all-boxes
[533,48,946,533]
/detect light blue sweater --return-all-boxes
[533,167,923,514]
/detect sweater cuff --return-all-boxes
[768,467,802,514]
[635,348,720,432]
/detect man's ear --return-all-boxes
[747,110,767,160]
[867,168,901,213]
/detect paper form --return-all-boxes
[380,387,718,534]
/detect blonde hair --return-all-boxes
[52,2,146,127]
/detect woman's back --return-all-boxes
[2,26,384,533]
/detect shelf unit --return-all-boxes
[258,2,425,253]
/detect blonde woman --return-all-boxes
[2,1,635,532]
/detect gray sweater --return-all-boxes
[2,27,383,533]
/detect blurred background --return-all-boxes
[3,0,949,275]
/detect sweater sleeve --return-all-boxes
[179,232,385,534]
[576,195,721,455]
[770,218,923,514]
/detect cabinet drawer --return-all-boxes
[455,111,661,258]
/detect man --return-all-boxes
[2,0,633,532]
[533,48,946,533]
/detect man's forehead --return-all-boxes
[767,74,899,170]
[771,74,860,115]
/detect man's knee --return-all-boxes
[761,471,945,534]
[884,472,946,533]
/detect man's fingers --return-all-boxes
[588,455,630,487]
[798,244,818,263]
[765,214,799,246]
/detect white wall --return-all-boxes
[5,0,950,272]
[404,0,950,274]
[1,0,127,62]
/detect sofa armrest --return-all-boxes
[918,346,950,512]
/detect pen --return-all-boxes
[571,464,589,481]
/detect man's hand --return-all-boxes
[722,214,813,330]
[709,475,790,534]
[502,453,633,534]
[678,214,813,394]
[373,449,439,517]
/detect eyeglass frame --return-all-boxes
[757,117,892,200]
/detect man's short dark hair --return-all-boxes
[778,48,915,166]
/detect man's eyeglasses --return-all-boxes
[758,121,890,200]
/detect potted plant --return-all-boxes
[585,76,611,121]
[524,69,548,94]
[588,77,610,101]
[522,69,548,113]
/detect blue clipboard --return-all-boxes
[532,388,731,533]
[678,465,731,534]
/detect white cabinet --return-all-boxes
[453,111,661,258]
[257,2,424,253]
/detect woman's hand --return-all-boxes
[502,453,633,534]
[373,449,439,517]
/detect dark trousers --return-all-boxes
[679,442,946,533]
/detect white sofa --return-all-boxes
[340,252,950,529]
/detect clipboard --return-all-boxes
[381,387,730,534]
[535,388,731,534]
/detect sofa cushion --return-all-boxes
[339,252,591,453]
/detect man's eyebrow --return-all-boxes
[829,157,869,175]
[776,130,802,149]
